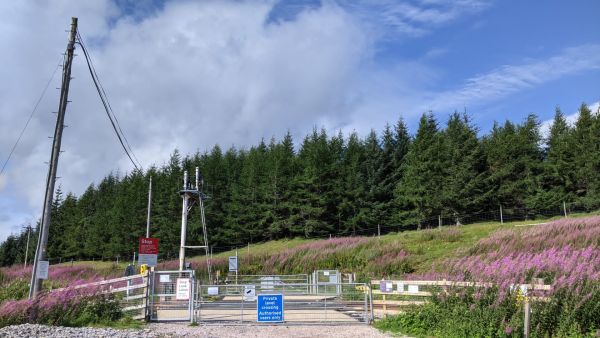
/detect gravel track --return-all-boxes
[0,323,393,338]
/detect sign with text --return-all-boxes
[138,254,157,267]
[138,237,159,254]
[257,294,284,322]
[175,278,191,300]
[380,280,393,293]
[244,285,256,302]
[138,237,159,267]
[37,260,49,280]
[228,256,238,272]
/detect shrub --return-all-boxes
[0,287,122,328]
[377,284,600,337]
[0,280,29,304]
[378,216,600,337]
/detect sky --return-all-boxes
[0,0,599,241]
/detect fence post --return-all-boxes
[369,285,374,323]
[500,205,504,224]
[563,201,568,218]
[524,299,531,338]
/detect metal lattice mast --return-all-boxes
[178,167,211,280]
[198,177,211,280]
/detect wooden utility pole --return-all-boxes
[29,17,77,298]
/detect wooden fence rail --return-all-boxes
[48,272,150,320]
[370,279,552,314]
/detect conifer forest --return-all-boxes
[1,104,599,266]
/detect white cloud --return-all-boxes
[426,44,600,112]
[342,0,490,38]
[0,0,373,240]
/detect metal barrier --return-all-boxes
[230,274,310,294]
[311,270,342,295]
[149,270,196,322]
[194,282,372,325]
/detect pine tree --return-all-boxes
[395,113,444,228]
[483,115,543,212]
[537,107,576,207]
[572,103,600,209]
[440,113,488,221]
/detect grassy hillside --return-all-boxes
[160,212,598,281]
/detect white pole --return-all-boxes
[24,226,31,269]
[377,224,380,238]
[146,177,152,238]
[500,205,504,224]
[438,215,442,229]
[524,300,530,338]
[179,171,189,271]
[563,201,567,218]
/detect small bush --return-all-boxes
[0,280,29,304]
[0,288,123,328]
[376,282,600,337]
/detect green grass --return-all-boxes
[199,220,512,275]
[54,212,599,281]
[184,212,599,281]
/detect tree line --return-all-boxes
[1,103,599,266]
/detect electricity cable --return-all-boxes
[0,59,62,176]
[76,31,143,171]
[77,32,141,168]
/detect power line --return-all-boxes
[0,59,62,176]
[76,31,143,171]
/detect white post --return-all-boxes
[179,171,189,271]
[377,224,380,238]
[500,205,504,224]
[438,215,442,229]
[523,300,530,338]
[563,201,567,218]
[235,249,238,285]
[146,177,152,238]
[24,226,31,269]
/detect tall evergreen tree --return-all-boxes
[536,107,576,207]
[483,115,543,211]
[395,113,444,228]
[440,113,488,220]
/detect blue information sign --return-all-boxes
[257,294,284,322]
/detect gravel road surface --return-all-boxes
[0,323,394,337]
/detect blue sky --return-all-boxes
[0,0,599,241]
